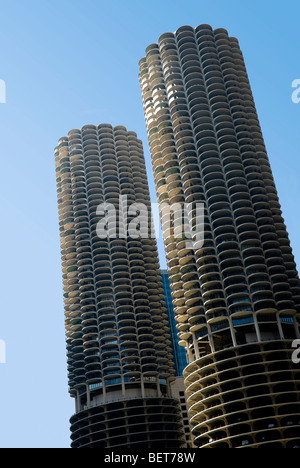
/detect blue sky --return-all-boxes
[0,0,299,448]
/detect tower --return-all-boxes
[55,123,184,448]
[139,24,300,448]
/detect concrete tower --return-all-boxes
[139,25,300,448]
[55,123,184,448]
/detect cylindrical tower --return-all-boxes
[139,25,300,448]
[55,123,184,448]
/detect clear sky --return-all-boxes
[0,0,299,448]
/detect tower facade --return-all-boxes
[139,25,300,448]
[55,123,184,448]
[161,269,187,376]
[161,269,193,446]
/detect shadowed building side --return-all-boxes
[161,269,188,376]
